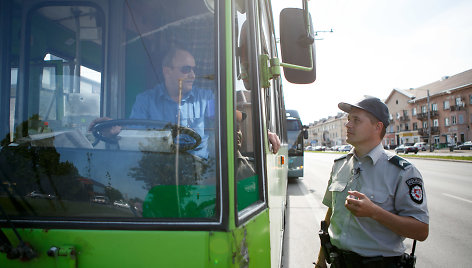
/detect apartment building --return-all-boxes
[307,113,347,147]
[385,69,472,148]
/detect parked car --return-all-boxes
[332,145,342,151]
[92,195,109,204]
[414,142,428,151]
[395,143,418,154]
[113,200,130,209]
[26,191,55,199]
[457,141,472,150]
[339,144,352,152]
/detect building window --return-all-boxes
[452,115,457,125]
[389,125,394,133]
[397,125,400,132]
[413,122,418,130]
[404,124,409,131]
[403,110,408,116]
[455,97,462,106]
[396,112,400,119]
[431,103,438,111]
[421,105,427,113]
[444,100,450,110]
[445,117,450,126]
[423,121,428,129]
[412,107,417,116]
[396,100,398,104]
[458,114,464,124]
[433,119,439,127]
[470,95,472,105]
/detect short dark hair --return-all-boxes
[161,46,191,69]
[161,47,179,68]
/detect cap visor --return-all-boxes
[338,102,353,113]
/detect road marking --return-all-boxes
[442,193,472,204]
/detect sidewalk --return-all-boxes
[387,148,472,162]
[418,148,472,157]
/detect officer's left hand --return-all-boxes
[345,191,380,218]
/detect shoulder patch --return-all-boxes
[388,155,411,169]
[406,178,424,204]
[334,154,347,162]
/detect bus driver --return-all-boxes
[90,47,214,159]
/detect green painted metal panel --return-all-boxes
[143,184,216,218]
[236,175,259,211]
[0,210,273,267]
[0,228,229,267]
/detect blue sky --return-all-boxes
[273,0,472,125]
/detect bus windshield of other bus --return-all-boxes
[286,110,307,178]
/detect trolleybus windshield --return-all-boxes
[0,0,220,224]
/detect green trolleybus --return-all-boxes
[0,0,316,267]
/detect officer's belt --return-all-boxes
[335,246,401,266]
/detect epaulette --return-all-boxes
[334,154,347,162]
[388,155,411,170]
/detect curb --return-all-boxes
[400,156,472,163]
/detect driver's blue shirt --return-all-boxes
[130,83,214,159]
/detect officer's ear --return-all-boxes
[376,121,387,138]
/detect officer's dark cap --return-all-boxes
[338,97,390,127]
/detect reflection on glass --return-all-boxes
[1,1,218,222]
[234,7,261,212]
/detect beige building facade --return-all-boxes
[307,113,347,147]
[307,69,472,149]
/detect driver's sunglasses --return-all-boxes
[174,65,196,74]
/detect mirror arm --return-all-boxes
[279,46,313,72]
[260,48,314,88]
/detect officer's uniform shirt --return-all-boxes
[322,143,429,257]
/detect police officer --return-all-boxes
[315,97,429,268]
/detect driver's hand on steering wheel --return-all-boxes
[88,117,122,138]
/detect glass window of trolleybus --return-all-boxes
[234,3,263,213]
[0,0,219,224]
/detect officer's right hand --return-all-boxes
[88,117,122,138]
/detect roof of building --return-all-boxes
[412,69,472,100]
[385,88,416,104]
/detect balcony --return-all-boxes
[416,113,427,120]
[416,111,439,120]
[399,115,409,122]
[418,127,439,136]
[450,104,465,111]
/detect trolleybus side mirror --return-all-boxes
[279,8,316,84]
[303,125,309,139]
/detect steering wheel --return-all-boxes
[90,119,202,152]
